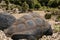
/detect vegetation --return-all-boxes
[21,2,29,12]
[45,13,51,19]
[0,0,60,11]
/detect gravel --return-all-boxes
[0,30,12,40]
[40,32,60,40]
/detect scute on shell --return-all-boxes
[16,24,26,32]
[17,18,26,24]
[29,13,41,17]
[33,18,44,26]
[25,20,36,28]
[21,14,33,20]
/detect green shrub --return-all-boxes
[8,4,16,10]
[39,6,48,11]
[22,2,29,12]
[45,8,52,12]
[38,0,49,6]
[34,3,41,10]
[47,0,59,7]
[45,13,51,19]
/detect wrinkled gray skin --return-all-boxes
[0,13,16,30]
[4,13,53,40]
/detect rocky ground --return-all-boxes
[0,30,60,40]
[40,32,60,40]
[0,30,12,40]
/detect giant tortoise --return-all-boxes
[0,13,53,40]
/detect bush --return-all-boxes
[38,0,49,6]
[21,2,29,12]
[0,13,16,30]
[47,0,59,7]
[8,4,17,10]
[34,3,41,10]
[45,13,51,19]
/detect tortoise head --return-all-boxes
[43,24,53,36]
